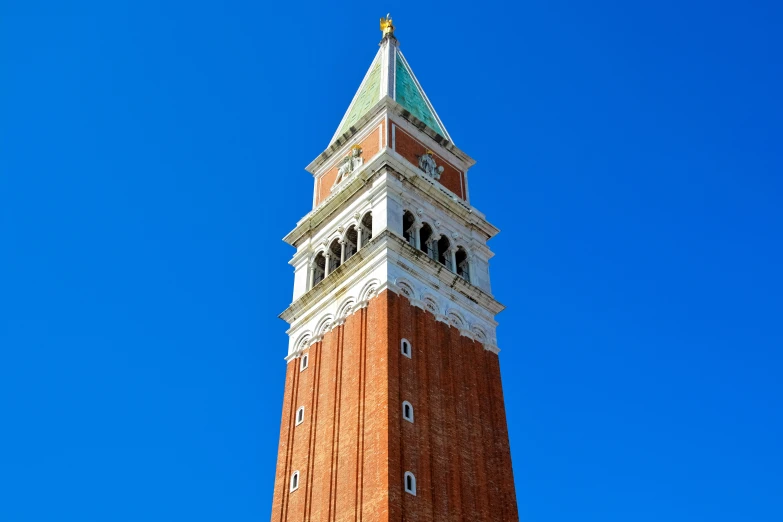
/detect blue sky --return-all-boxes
[1,1,781,521]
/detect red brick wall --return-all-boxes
[271,355,296,519]
[386,291,519,521]
[315,125,383,207]
[271,293,392,522]
[393,128,466,200]
[271,290,518,521]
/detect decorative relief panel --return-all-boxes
[333,145,364,189]
[417,150,444,180]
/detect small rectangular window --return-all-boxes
[300,353,309,371]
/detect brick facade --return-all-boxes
[271,290,518,521]
[393,127,465,200]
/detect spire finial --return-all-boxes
[380,14,395,38]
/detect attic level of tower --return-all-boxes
[311,111,472,208]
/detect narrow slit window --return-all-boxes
[401,339,411,358]
[402,401,414,423]
[290,471,300,492]
[296,406,305,426]
[300,353,309,371]
[404,472,416,495]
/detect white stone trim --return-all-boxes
[378,36,396,101]
[383,115,388,148]
[447,310,466,329]
[389,43,396,99]
[336,297,356,320]
[314,314,334,336]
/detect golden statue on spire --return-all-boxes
[380,14,395,37]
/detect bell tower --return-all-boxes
[271,16,519,521]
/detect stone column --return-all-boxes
[340,240,346,264]
[324,252,331,277]
[429,234,441,261]
[465,254,475,283]
[412,222,423,250]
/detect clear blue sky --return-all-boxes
[1,1,781,521]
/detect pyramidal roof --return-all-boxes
[330,21,452,145]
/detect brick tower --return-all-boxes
[271,16,519,521]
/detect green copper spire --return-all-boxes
[336,56,382,137]
[394,50,445,137]
[329,18,452,145]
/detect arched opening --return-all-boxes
[437,235,451,269]
[402,401,414,423]
[312,252,326,287]
[290,471,300,492]
[419,223,435,259]
[455,247,470,282]
[403,210,417,247]
[328,238,342,273]
[404,472,416,495]
[401,338,411,358]
[360,212,373,248]
[344,225,358,261]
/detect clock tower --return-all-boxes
[271,16,519,521]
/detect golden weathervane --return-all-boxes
[380,14,395,37]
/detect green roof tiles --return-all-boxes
[337,56,382,137]
[330,38,451,145]
[395,51,444,137]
